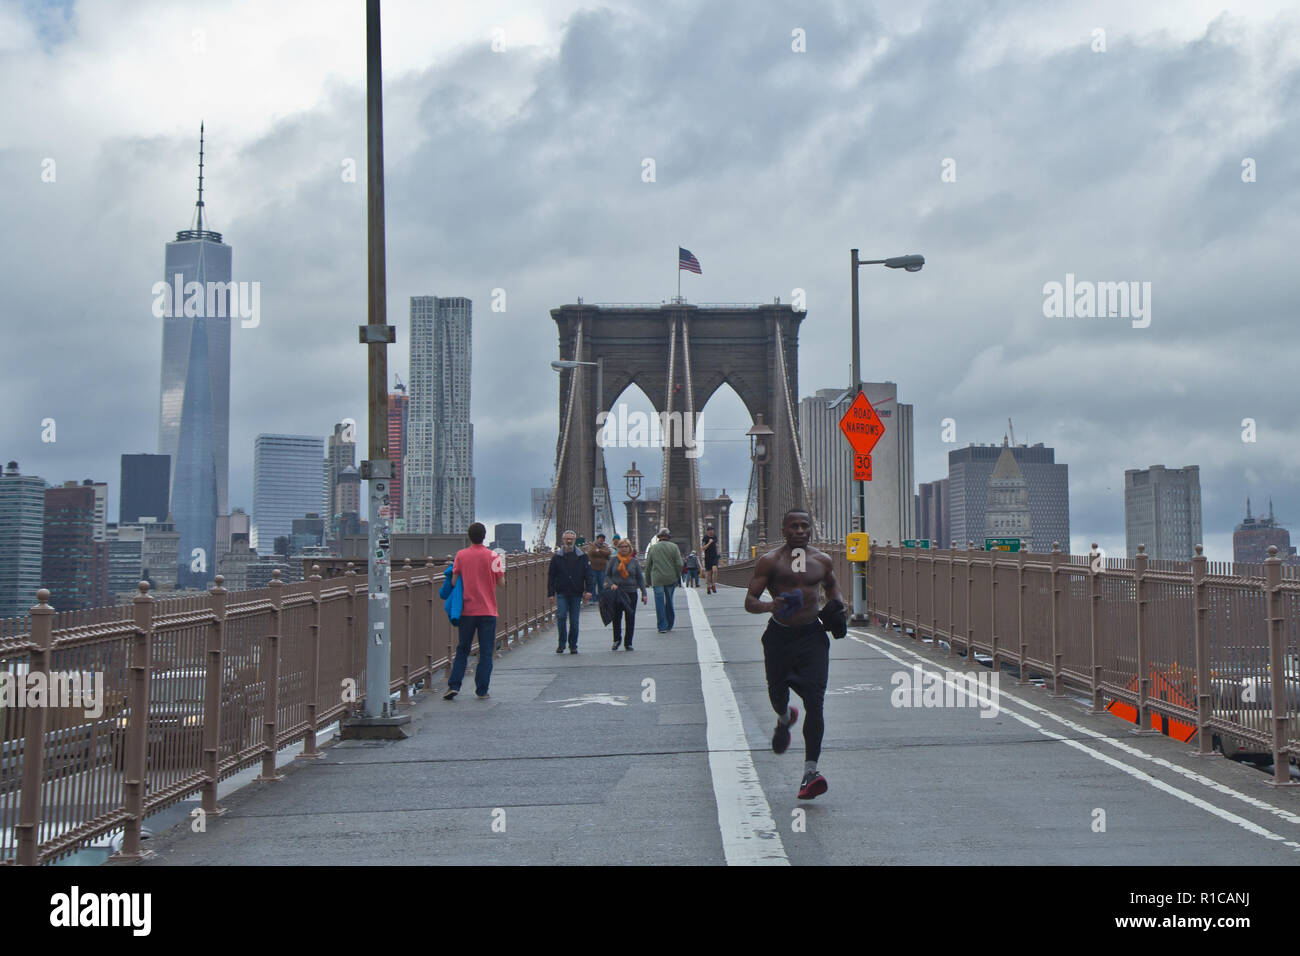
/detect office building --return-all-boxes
[948,441,1070,552]
[291,514,326,554]
[1124,465,1202,561]
[42,482,102,611]
[120,453,170,524]
[983,440,1032,544]
[917,478,949,548]
[106,523,145,598]
[490,523,526,553]
[158,128,232,589]
[135,517,180,591]
[252,434,326,555]
[323,421,357,536]
[0,462,46,618]
[216,507,250,566]
[217,533,257,591]
[406,296,474,534]
[389,383,408,522]
[1232,499,1298,565]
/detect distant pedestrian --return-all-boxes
[645,527,684,633]
[603,538,647,650]
[702,525,720,594]
[548,530,593,654]
[684,551,701,588]
[585,533,612,605]
[444,522,505,700]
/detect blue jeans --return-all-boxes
[556,593,582,648]
[449,616,497,695]
[590,570,605,601]
[653,584,677,631]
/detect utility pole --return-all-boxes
[343,0,409,739]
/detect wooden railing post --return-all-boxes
[114,581,155,860]
[201,576,229,811]
[1088,545,1105,714]
[1190,545,1218,755]
[1049,542,1066,698]
[298,567,324,759]
[1263,546,1297,786]
[257,569,285,781]
[1132,545,1158,735]
[15,589,54,866]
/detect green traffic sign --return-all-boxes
[984,537,1022,552]
[902,539,931,549]
[576,537,586,548]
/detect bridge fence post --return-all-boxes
[298,567,324,759]
[1016,548,1028,684]
[965,542,976,661]
[345,564,358,717]
[1049,543,1067,698]
[425,557,436,680]
[989,550,998,674]
[930,551,938,650]
[114,581,155,861]
[1088,545,1105,714]
[257,570,285,781]
[202,576,231,809]
[400,558,412,706]
[947,544,957,659]
[915,549,923,643]
[1263,547,1297,786]
[882,542,892,629]
[1132,545,1158,735]
[1189,545,1218,756]
[15,589,54,865]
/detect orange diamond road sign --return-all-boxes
[840,390,884,459]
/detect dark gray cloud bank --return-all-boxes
[3,0,1298,559]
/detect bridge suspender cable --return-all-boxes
[772,321,821,540]
[680,316,703,549]
[535,325,583,549]
[660,315,678,533]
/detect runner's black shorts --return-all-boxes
[704,554,718,570]
[760,617,829,701]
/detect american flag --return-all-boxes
[678,247,702,274]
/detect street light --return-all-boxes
[624,462,643,551]
[849,248,924,623]
[746,415,775,548]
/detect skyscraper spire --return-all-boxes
[1246,497,1253,520]
[196,122,205,234]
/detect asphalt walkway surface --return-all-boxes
[135,584,1300,865]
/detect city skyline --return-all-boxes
[4,1,1298,566]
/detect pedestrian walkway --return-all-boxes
[134,586,1300,865]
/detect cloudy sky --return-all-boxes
[4,0,1299,560]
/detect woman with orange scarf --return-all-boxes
[605,539,648,650]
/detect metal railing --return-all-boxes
[0,554,556,865]
[718,542,1300,782]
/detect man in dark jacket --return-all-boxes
[548,530,593,654]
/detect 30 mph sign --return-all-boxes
[839,391,884,482]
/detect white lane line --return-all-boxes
[851,628,1300,828]
[847,630,1300,852]
[686,587,788,866]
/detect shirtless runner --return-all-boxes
[744,508,847,799]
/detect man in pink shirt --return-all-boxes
[444,522,506,700]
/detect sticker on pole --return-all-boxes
[839,391,884,481]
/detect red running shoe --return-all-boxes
[797,770,828,800]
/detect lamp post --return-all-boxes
[623,462,643,551]
[551,358,606,539]
[849,249,924,623]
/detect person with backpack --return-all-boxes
[684,551,701,588]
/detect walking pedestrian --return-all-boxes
[702,525,720,594]
[585,533,612,605]
[744,508,846,799]
[444,522,506,700]
[684,551,701,588]
[604,538,647,650]
[548,530,593,653]
[645,527,683,633]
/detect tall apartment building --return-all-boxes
[388,384,408,525]
[1232,499,1298,565]
[1124,465,1202,560]
[120,453,170,523]
[253,434,326,555]
[947,441,1069,552]
[158,128,232,590]
[0,462,46,618]
[406,296,474,534]
[798,383,913,544]
[42,482,103,611]
[323,421,357,536]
